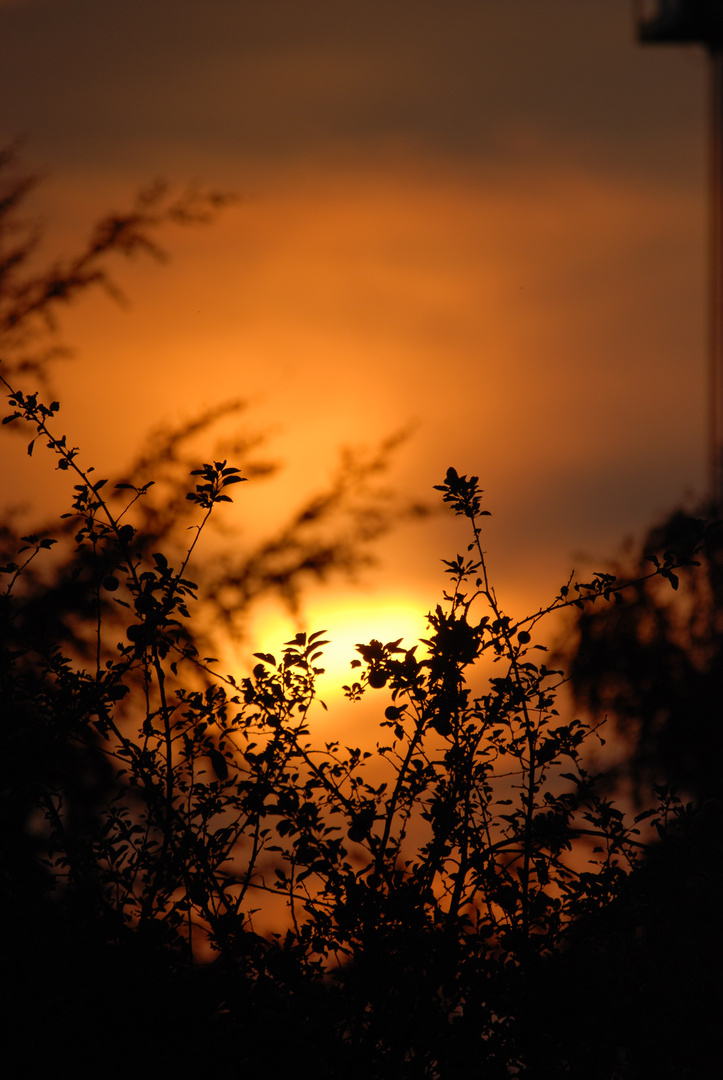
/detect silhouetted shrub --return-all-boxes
[1,400,712,1074]
[2,148,720,1076]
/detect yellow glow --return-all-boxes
[251,591,431,701]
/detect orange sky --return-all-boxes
[0,0,712,687]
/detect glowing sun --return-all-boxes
[252,591,432,697]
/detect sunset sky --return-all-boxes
[0,0,712,680]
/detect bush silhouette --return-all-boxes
[2,150,720,1076]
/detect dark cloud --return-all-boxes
[0,0,706,178]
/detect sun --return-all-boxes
[251,590,432,698]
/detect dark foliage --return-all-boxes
[2,420,716,1075]
[1,151,720,1077]
[563,506,723,805]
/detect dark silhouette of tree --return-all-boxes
[0,142,234,390]
[555,505,723,1078]
[562,505,723,805]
